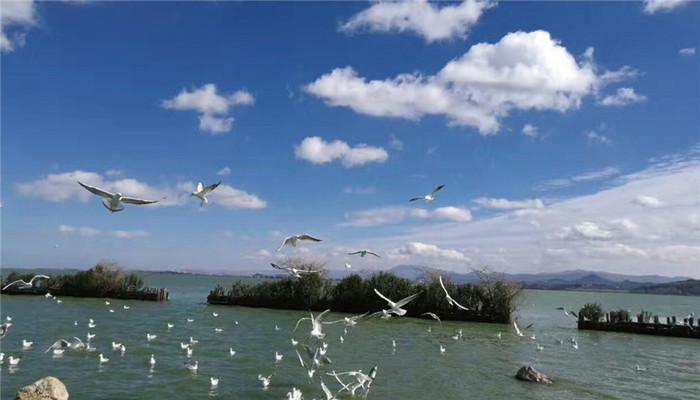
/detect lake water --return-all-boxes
[1,271,698,399]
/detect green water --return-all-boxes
[1,271,698,399]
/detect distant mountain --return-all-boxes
[631,279,700,296]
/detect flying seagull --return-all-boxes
[45,337,85,353]
[556,307,578,319]
[409,184,445,202]
[2,275,50,291]
[438,276,470,311]
[295,309,331,339]
[420,312,442,324]
[271,263,321,278]
[190,181,221,206]
[347,250,381,258]
[77,181,160,212]
[0,323,12,339]
[373,289,422,316]
[277,234,322,252]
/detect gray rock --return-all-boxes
[515,365,552,384]
[16,376,69,400]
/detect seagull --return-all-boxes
[77,181,160,212]
[496,332,502,340]
[99,354,109,364]
[210,376,219,387]
[88,319,97,328]
[320,378,339,400]
[409,184,445,202]
[22,339,33,349]
[167,323,174,329]
[8,356,21,366]
[186,347,193,358]
[229,348,236,357]
[275,325,281,331]
[340,336,344,343]
[451,333,459,340]
[146,333,157,341]
[348,250,381,258]
[344,263,351,271]
[368,309,393,320]
[109,309,115,313]
[286,387,303,400]
[53,349,65,356]
[105,301,110,305]
[271,263,322,278]
[2,275,50,291]
[149,354,156,366]
[513,321,524,337]
[322,312,368,327]
[536,343,544,351]
[295,309,331,339]
[189,336,198,345]
[123,305,130,310]
[275,351,283,363]
[87,333,96,341]
[277,234,322,252]
[392,340,396,349]
[440,344,446,354]
[180,342,190,349]
[556,307,578,319]
[120,344,126,354]
[420,312,442,324]
[56,299,62,304]
[635,365,647,372]
[111,342,122,350]
[190,181,221,206]
[373,288,422,316]
[295,349,315,379]
[258,374,272,388]
[0,322,12,338]
[185,360,198,372]
[45,293,52,298]
[45,337,85,353]
[187,318,194,323]
[291,338,299,347]
[530,334,536,340]
[438,276,469,311]
[74,321,78,326]
[0,352,4,363]
[212,312,219,317]
[572,339,578,350]
[85,344,97,352]
[214,328,223,334]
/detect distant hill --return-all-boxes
[631,279,700,296]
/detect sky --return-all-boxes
[1,0,699,278]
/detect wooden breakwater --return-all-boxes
[0,287,169,302]
[578,312,700,339]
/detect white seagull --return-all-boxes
[344,263,352,271]
[52,349,65,356]
[409,184,445,202]
[146,333,157,341]
[88,319,96,328]
[440,344,446,354]
[513,321,524,337]
[373,288,422,316]
[271,263,322,279]
[438,276,469,311]
[77,181,160,212]
[185,360,198,372]
[45,337,85,353]
[111,342,122,350]
[105,301,110,305]
[295,309,331,339]
[212,312,219,317]
[8,356,21,366]
[2,275,50,291]
[275,351,283,363]
[186,347,193,358]
[286,387,303,400]
[347,250,381,258]
[167,323,174,329]
[87,333,96,341]
[210,376,219,387]
[258,374,272,389]
[22,339,33,349]
[420,312,442,324]
[149,354,156,366]
[99,353,109,364]
[277,234,322,252]
[123,305,130,310]
[0,322,11,338]
[229,348,236,357]
[214,328,223,334]
[190,181,221,206]
[291,338,299,346]
[295,349,316,379]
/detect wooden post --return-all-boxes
[672,316,677,324]
[690,317,695,326]
[653,315,659,324]
[606,312,610,323]
[667,316,671,325]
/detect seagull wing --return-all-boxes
[196,182,204,193]
[451,299,470,311]
[202,181,221,195]
[295,349,306,369]
[45,339,70,353]
[365,251,381,258]
[121,196,159,205]
[421,312,442,324]
[77,181,114,198]
[71,337,85,350]
[438,276,451,297]
[394,291,422,308]
[523,323,534,330]
[294,317,312,331]
[349,312,369,321]
[278,237,292,252]
[270,263,286,271]
[373,288,394,306]
[429,184,446,196]
[348,251,362,256]
[2,280,25,290]
[320,379,335,400]
[570,311,578,319]
[315,309,332,323]
[297,234,321,242]
[408,196,425,202]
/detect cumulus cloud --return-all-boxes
[341,205,471,226]
[17,170,266,210]
[161,84,254,134]
[642,0,690,14]
[679,47,696,57]
[632,195,662,208]
[59,225,148,239]
[585,130,612,146]
[340,0,495,43]
[473,197,544,210]
[537,166,620,190]
[307,30,635,134]
[390,242,469,262]
[1,0,35,52]
[522,124,539,138]
[560,222,613,240]
[217,166,231,176]
[599,87,647,106]
[295,136,388,168]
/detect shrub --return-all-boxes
[610,308,630,323]
[579,302,604,322]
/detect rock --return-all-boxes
[16,376,69,400]
[515,365,552,384]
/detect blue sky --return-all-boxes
[2,0,699,277]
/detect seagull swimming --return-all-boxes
[2,275,50,291]
[275,351,283,362]
[185,360,198,372]
[210,376,219,387]
[187,318,194,323]
[186,347,193,358]
[77,181,160,212]
[87,333,96,341]
[409,184,445,202]
[123,305,130,310]
[99,353,109,364]
[229,348,236,357]
[167,323,174,329]
[277,234,322,252]
[536,343,544,351]
[212,312,219,317]
[8,356,21,366]
[286,387,303,400]
[438,276,469,311]
[258,374,272,388]
[347,250,381,258]
[373,288,422,316]
[214,328,223,334]
[146,333,157,341]
[88,319,96,328]
[440,344,446,354]
[180,342,190,349]
[190,181,221,206]
[105,301,110,305]
[149,354,156,366]
[111,342,122,350]
[21,339,33,349]
[53,349,65,356]
[291,338,299,346]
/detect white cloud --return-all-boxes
[161,84,254,134]
[344,186,376,195]
[561,222,613,240]
[583,243,650,258]
[389,135,404,151]
[632,195,662,208]
[247,249,272,259]
[655,245,700,263]
[58,225,148,239]
[307,31,634,134]
[109,230,149,239]
[341,205,471,226]
[599,87,647,106]
[340,0,495,43]
[217,166,231,176]
[522,124,539,138]
[679,47,696,57]
[295,136,388,168]
[1,0,35,52]
[104,169,124,177]
[537,166,620,191]
[390,242,469,262]
[17,170,266,210]
[585,130,612,146]
[59,224,100,237]
[642,0,690,14]
[473,197,544,210]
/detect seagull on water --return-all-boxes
[212,312,219,317]
[3,275,50,291]
[210,376,219,387]
[440,344,446,354]
[286,387,303,400]
[190,181,221,206]
[258,374,272,389]
[438,276,469,311]
[275,351,283,363]
[180,342,190,349]
[536,343,544,351]
[88,319,96,328]
[167,323,174,329]
[373,288,422,316]
[77,181,160,212]
[0,353,4,363]
[214,328,223,334]
[409,184,445,202]
[277,234,322,252]
[8,356,21,366]
[187,318,194,323]
[149,354,156,366]
[53,349,65,356]
[572,339,578,350]
[112,342,122,350]
[186,347,193,358]
[109,309,115,313]
[120,344,126,354]
[229,348,236,357]
[185,360,198,372]
[22,339,33,349]
[635,365,647,372]
[513,321,524,337]
[146,333,157,341]
[99,354,109,364]
[87,333,96,341]
[275,325,281,331]
[123,305,130,310]
[347,250,381,258]
[291,338,299,347]
[105,301,110,305]
[189,337,198,345]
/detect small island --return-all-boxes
[208,259,522,324]
[577,302,699,339]
[1,260,168,302]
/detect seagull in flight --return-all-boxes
[373,289,422,316]
[277,234,322,252]
[323,312,368,327]
[347,250,380,258]
[438,276,469,311]
[190,181,221,206]
[271,263,321,279]
[420,312,442,324]
[295,309,331,339]
[294,349,316,379]
[44,337,85,352]
[77,181,160,212]
[2,275,50,291]
[409,184,445,202]
[556,307,578,319]
[0,322,12,339]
